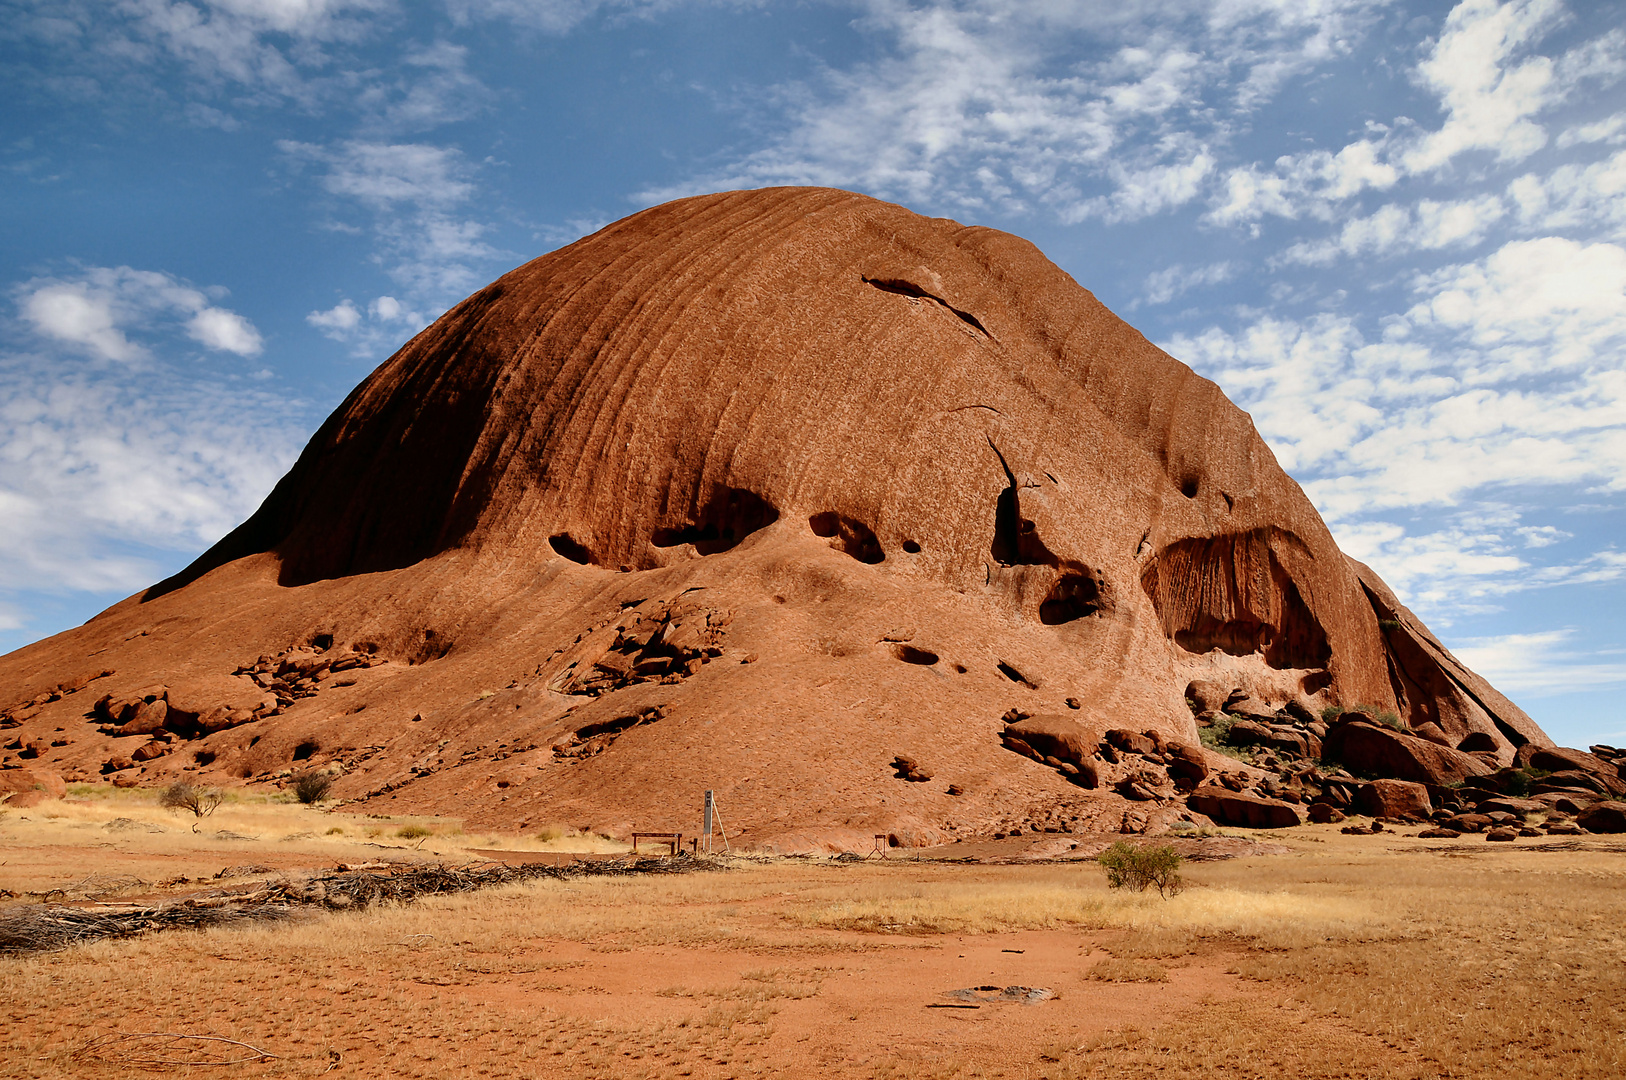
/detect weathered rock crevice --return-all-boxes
[861,275,989,336]
[1139,529,1330,670]
[650,485,778,556]
[809,512,884,564]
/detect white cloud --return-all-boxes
[1206,3,1624,230]
[644,0,1387,218]
[307,298,362,332]
[356,40,492,131]
[1072,146,1216,224]
[1170,236,1626,518]
[1402,0,1567,173]
[281,139,476,207]
[280,139,503,325]
[20,283,140,362]
[1404,236,1626,371]
[1556,112,1626,148]
[446,0,669,34]
[104,0,388,100]
[307,293,425,355]
[1206,138,1399,226]
[1279,194,1506,264]
[1170,229,1626,626]
[1451,629,1626,694]
[0,335,306,599]
[1142,260,1235,305]
[15,266,265,363]
[1508,147,1626,237]
[187,306,264,355]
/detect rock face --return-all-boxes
[0,187,1551,848]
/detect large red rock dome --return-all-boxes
[0,187,1548,847]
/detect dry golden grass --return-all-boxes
[1,820,1623,1078]
[0,785,630,895]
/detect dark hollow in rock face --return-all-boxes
[0,187,1553,848]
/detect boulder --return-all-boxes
[1355,779,1432,820]
[1003,715,1094,765]
[1412,721,1453,747]
[1188,786,1304,828]
[1321,720,1495,787]
[0,768,66,802]
[1418,827,1461,838]
[1576,801,1626,834]
[1444,813,1493,833]
[1473,796,1545,815]
[1224,697,1278,724]
[1223,718,1272,748]
[115,698,169,737]
[1307,802,1345,824]
[892,756,933,782]
[1526,746,1615,777]
[1485,827,1518,842]
[1457,731,1499,753]
[94,684,166,724]
[1532,770,1626,798]
[132,740,171,763]
[1105,729,1157,756]
[1185,680,1232,714]
[1544,820,1585,835]
[1163,742,1209,785]
[165,675,277,734]
[1262,727,1309,758]
[1531,792,1596,814]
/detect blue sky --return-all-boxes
[3,0,1624,747]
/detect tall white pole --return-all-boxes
[703,789,715,854]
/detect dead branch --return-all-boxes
[1,854,725,956]
[72,1031,278,1067]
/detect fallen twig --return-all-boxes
[72,1031,278,1067]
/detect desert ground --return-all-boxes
[2,789,1623,1079]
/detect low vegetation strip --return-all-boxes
[0,855,725,956]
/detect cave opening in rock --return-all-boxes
[549,533,592,564]
[652,486,779,555]
[1039,572,1102,624]
[890,643,939,665]
[809,511,884,563]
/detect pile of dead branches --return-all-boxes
[0,899,297,955]
[0,854,724,956]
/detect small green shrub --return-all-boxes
[1097,842,1184,898]
[396,824,433,840]
[292,770,334,804]
[1377,618,1403,631]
